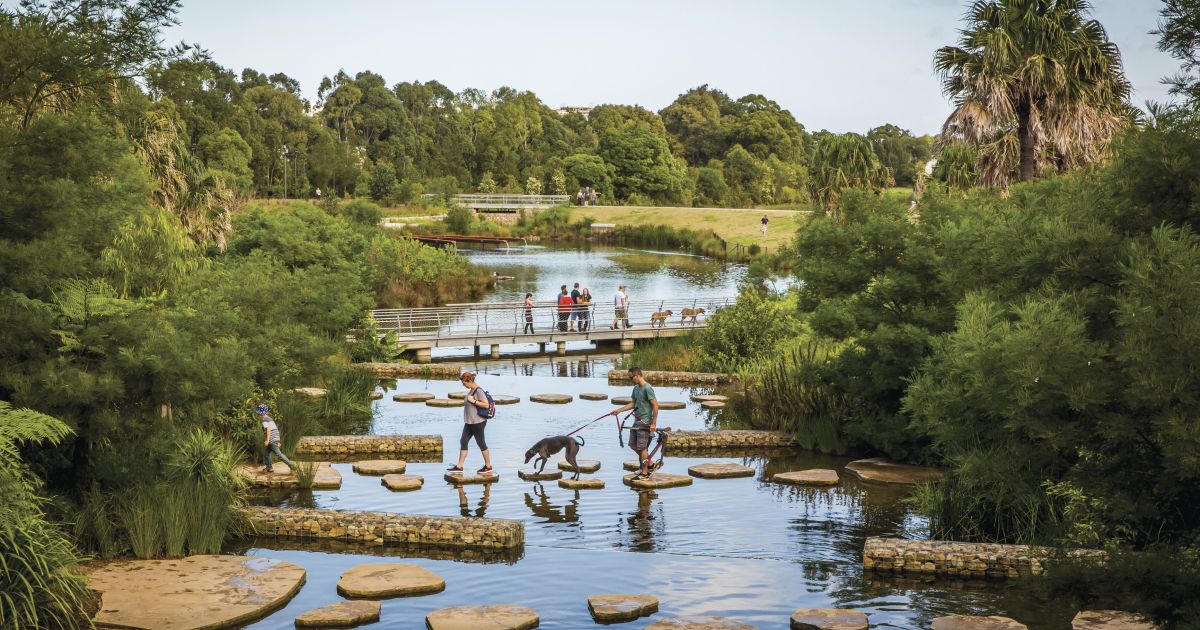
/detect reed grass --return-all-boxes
[119,488,162,559]
[292,461,318,490]
[159,487,189,557]
[319,366,375,434]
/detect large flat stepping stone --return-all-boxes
[931,616,1027,630]
[237,462,342,489]
[444,471,500,484]
[791,608,868,629]
[611,396,633,405]
[701,401,726,410]
[88,555,306,630]
[846,458,944,485]
[518,469,562,481]
[587,594,659,623]
[645,615,756,629]
[623,473,693,489]
[336,563,445,598]
[426,398,464,408]
[295,600,381,627]
[493,395,520,405]
[580,392,609,401]
[688,463,754,479]
[394,392,434,402]
[658,401,686,410]
[369,391,383,400]
[623,460,642,471]
[558,459,601,473]
[1072,611,1158,629]
[774,469,840,486]
[530,393,573,404]
[425,604,540,630]
[294,387,328,397]
[559,477,605,489]
[381,474,424,491]
[447,390,470,399]
[352,459,406,475]
[690,394,729,403]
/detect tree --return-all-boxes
[808,133,892,210]
[934,0,1133,185]
[1156,0,1200,101]
[931,141,978,193]
[196,128,253,192]
[562,153,612,195]
[867,124,931,187]
[367,162,397,202]
[597,126,685,202]
[659,85,730,164]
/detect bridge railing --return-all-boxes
[448,194,570,208]
[370,297,736,342]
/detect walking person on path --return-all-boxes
[590,189,598,206]
[611,284,630,330]
[569,282,582,332]
[609,367,658,479]
[557,285,573,332]
[577,190,584,206]
[523,292,535,334]
[257,404,294,473]
[761,215,768,236]
[578,288,593,332]
[447,372,494,474]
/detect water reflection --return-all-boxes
[619,490,665,552]
[456,482,491,518]
[524,484,580,523]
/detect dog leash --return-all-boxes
[564,411,635,446]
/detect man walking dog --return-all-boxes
[610,367,658,479]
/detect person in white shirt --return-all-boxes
[611,285,630,330]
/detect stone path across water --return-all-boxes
[931,615,1027,630]
[236,462,341,490]
[445,471,500,484]
[425,604,540,630]
[773,469,840,486]
[658,400,687,410]
[790,608,869,629]
[588,594,659,623]
[518,469,562,481]
[688,463,755,479]
[530,393,573,404]
[380,474,424,491]
[393,392,434,402]
[558,459,601,473]
[623,472,693,489]
[645,615,756,629]
[336,563,445,598]
[294,600,381,627]
[559,477,605,489]
[580,392,609,400]
[1071,611,1157,629]
[351,459,406,475]
[845,457,943,485]
[426,398,464,408]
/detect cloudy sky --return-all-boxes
[163,0,1180,135]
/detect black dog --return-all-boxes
[524,436,586,479]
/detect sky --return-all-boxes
[161,0,1180,135]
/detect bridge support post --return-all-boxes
[490,344,501,359]
[620,338,635,353]
[414,348,432,364]
[539,342,547,353]
[555,341,567,356]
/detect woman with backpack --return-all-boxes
[448,371,495,474]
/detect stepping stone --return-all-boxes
[611,396,633,405]
[701,401,725,410]
[425,604,540,630]
[426,398,464,408]
[493,394,520,405]
[444,471,500,484]
[518,469,562,481]
[773,469,840,486]
[393,392,434,402]
[295,600,381,627]
[588,594,659,623]
[623,460,642,471]
[558,459,601,473]
[645,615,755,629]
[658,401,686,410]
[352,459,406,475]
[1072,611,1158,629]
[790,608,869,630]
[447,390,470,399]
[690,394,729,403]
[580,392,609,401]
[530,393,573,404]
[294,387,327,397]
[381,474,424,491]
[845,457,944,485]
[623,473,693,489]
[931,616,1027,630]
[369,391,383,400]
[236,462,342,489]
[559,477,605,489]
[87,555,307,630]
[336,563,445,598]
[688,463,754,479]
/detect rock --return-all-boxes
[336,563,445,598]
[658,401,687,410]
[294,600,381,627]
[530,393,573,404]
[623,473,693,489]
[380,474,424,491]
[645,615,756,629]
[611,396,633,405]
[559,477,605,489]
[688,463,755,479]
[352,459,406,475]
[623,460,642,471]
[587,594,659,623]
[1072,610,1158,629]
[369,391,383,400]
[558,459,601,473]
[447,390,470,399]
[701,401,726,410]
[393,392,435,402]
[88,555,306,630]
[425,604,540,630]
[931,615,1027,630]
[294,387,327,397]
[444,470,500,484]
[790,608,868,630]
[579,392,609,401]
[517,469,562,481]
[690,394,729,403]
[845,458,944,485]
[426,398,464,408]
[773,469,840,486]
[236,462,342,490]
[493,395,520,405]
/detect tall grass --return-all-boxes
[159,487,189,557]
[293,461,318,490]
[166,430,245,555]
[119,487,163,559]
[74,489,122,559]
[623,337,700,372]
[319,366,376,434]
[738,337,847,452]
[273,392,319,457]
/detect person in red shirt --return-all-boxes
[556,285,573,332]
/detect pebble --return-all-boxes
[773,469,840,486]
[687,463,755,479]
[530,393,573,404]
[587,594,659,623]
[393,392,435,402]
[425,604,540,630]
[336,563,445,598]
[559,477,605,490]
[294,600,381,627]
[380,474,424,491]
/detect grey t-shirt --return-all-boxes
[463,387,488,425]
[261,416,280,446]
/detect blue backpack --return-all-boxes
[474,388,496,420]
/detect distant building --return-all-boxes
[555,106,593,119]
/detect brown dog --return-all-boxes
[650,310,673,328]
[680,307,706,324]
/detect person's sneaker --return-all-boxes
[265,468,274,474]
[477,465,493,474]
[446,465,463,472]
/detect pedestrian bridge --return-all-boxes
[449,194,570,211]
[370,297,735,362]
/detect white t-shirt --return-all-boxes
[262,417,280,446]
[614,290,626,308]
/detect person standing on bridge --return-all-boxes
[578,288,593,332]
[448,372,494,475]
[557,285,572,332]
[523,292,535,334]
[611,285,630,330]
[569,282,582,332]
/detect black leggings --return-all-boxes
[459,421,488,451]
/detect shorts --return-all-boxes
[628,427,651,451]
[615,308,628,320]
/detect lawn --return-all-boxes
[569,206,810,251]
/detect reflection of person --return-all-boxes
[523,292,535,334]
[257,404,294,473]
[609,367,658,478]
[447,372,493,474]
[457,482,491,518]
[625,489,661,552]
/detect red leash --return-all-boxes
[565,411,635,446]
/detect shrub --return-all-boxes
[444,205,474,233]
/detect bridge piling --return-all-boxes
[555,341,567,356]
[490,344,501,359]
[620,338,635,353]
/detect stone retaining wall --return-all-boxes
[665,430,797,451]
[355,362,462,380]
[607,370,732,386]
[863,537,1105,579]
[296,435,442,457]
[243,506,524,550]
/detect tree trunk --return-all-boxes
[1017,99,1036,182]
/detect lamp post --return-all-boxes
[281,145,289,200]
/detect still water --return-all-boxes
[236,246,1073,628]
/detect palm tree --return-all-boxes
[934,0,1133,186]
[808,133,893,211]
